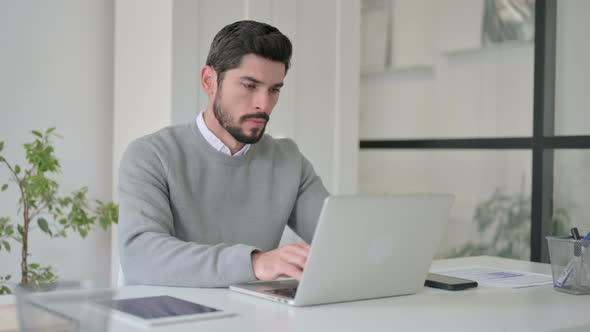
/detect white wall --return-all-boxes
[0,0,114,287]
[111,0,176,286]
[112,0,174,187]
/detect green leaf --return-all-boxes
[46,127,56,134]
[32,130,43,138]
[0,141,3,152]
[29,263,40,269]
[0,156,4,162]
[1,184,7,191]
[5,275,10,281]
[37,218,51,236]
[2,241,9,252]
[17,224,24,237]
[14,165,21,175]
[0,286,11,295]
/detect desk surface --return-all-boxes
[112,256,590,332]
[3,256,590,332]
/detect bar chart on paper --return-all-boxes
[432,266,553,288]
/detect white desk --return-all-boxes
[109,256,590,332]
[3,256,590,331]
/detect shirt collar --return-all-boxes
[196,112,251,157]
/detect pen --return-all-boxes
[555,228,586,287]
[571,227,582,240]
[572,228,582,256]
[583,231,590,282]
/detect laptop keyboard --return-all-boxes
[265,287,298,299]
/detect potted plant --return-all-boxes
[448,187,570,260]
[0,128,118,294]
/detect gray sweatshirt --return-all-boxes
[118,121,329,287]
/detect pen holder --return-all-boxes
[546,236,590,295]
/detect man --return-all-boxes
[118,20,329,287]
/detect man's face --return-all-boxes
[212,54,285,144]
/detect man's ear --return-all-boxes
[201,66,218,96]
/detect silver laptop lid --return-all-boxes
[293,194,454,306]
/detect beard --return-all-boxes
[212,90,269,144]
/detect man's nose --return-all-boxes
[253,90,272,112]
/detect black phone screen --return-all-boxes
[97,295,220,320]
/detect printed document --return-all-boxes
[432,266,553,288]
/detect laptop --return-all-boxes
[230,194,454,306]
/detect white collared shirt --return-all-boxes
[196,112,251,157]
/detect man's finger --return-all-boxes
[278,262,303,280]
[280,252,307,270]
[283,243,310,258]
[291,242,311,251]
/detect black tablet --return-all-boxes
[97,295,234,327]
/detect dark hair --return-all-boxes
[206,20,292,83]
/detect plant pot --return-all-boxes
[14,281,114,332]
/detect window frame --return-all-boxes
[359,0,590,263]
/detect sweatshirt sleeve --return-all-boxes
[117,139,258,287]
[287,153,330,244]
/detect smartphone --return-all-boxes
[425,273,478,291]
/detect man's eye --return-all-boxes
[244,83,256,90]
[270,88,281,94]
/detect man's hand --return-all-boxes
[251,242,310,281]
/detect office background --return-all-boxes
[360,0,590,263]
[0,0,588,290]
